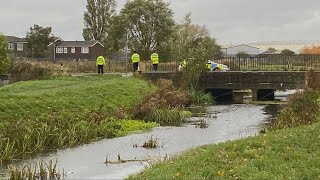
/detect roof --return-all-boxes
[249,41,320,54]
[55,41,105,48]
[224,44,260,49]
[5,36,27,43]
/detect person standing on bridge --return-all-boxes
[178,59,187,71]
[150,49,159,71]
[131,50,140,73]
[96,54,106,74]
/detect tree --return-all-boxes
[26,25,55,58]
[83,0,116,47]
[106,15,127,52]
[0,35,11,74]
[236,51,251,58]
[280,49,295,56]
[169,13,221,61]
[301,45,320,54]
[120,0,175,59]
[172,13,221,89]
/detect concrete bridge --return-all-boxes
[142,71,316,101]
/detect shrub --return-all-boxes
[271,90,320,130]
[0,35,11,74]
[132,79,190,119]
[145,108,187,126]
[10,61,52,82]
[189,88,213,105]
[306,69,320,90]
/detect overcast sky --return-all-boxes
[1,0,319,44]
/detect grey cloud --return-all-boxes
[0,0,319,44]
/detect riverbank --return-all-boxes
[2,104,271,179]
[0,75,158,162]
[129,121,320,179]
[129,90,320,179]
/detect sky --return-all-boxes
[1,0,320,45]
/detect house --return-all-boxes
[221,44,260,57]
[48,38,105,60]
[5,36,29,57]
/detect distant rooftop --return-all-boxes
[55,41,104,47]
[221,41,320,54]
[5,36,27,42]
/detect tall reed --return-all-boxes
[145,108,188,126]
[8,160,64,180]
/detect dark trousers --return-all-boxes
[98,65,104,74]
[133,62,139,72]
[153,64,158,71]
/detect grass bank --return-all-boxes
[129,122,320,180]
[0,75,158,162]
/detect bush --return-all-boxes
[271,90,320,130]
[145,108,188,126]
[132,79,190,119]
[306,69,320,90]
[10,61,52,82]
[0,35,11,74]
[189,88,213,105]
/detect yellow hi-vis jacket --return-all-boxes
[96,56,106,66]
[181,59,187,68]
[151,53,159,64]
[131,53,140,63]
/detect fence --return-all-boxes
[12,55,320,73]
[12,58,179,74]
[213,55,320,71]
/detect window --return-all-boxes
[64,47,68,53]
[81,47,89,53]
[71,47,75,53]
[17,43,23,51]
[56,47,63,53]
[8,43,14,50]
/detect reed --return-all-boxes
[145,108,187,126]
[189,88,213,106]
[8,160,64,180]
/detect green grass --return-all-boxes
[129,122,320,180]
[0,75,154,122]
[0,75,158,161]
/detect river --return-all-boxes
[0,103,281,179]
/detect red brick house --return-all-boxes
[6,36,29,57]
[48,38,105,59]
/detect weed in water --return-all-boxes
[145,108,187,126]
[8,160,65,180]
[194,119,209,129]
[105,154,150,164]
[142,136,161,149]
[189,88,214,106]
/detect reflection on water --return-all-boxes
[1,104,280,179]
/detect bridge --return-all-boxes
[142,71,318,101]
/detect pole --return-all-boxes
[125,31,129,76]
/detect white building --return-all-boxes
[221,44,260,57]
[248,41,320,54]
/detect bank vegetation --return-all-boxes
[129,70,320,180]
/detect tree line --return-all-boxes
[4,0,220,60]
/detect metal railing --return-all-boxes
[12,55,320,73]
[213,55,320,71]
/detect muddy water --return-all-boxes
[1,104,275,179]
